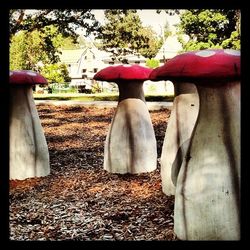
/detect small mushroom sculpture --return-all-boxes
[159,49,240,240]
[93,64,157,174]
[149,64,199,195]
[9,70,50,180]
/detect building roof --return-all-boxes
[59,46,113,65]
[59,44,148,68]
[59,49,86,64]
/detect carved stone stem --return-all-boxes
[174,81,240,240]
[9,87,50,180]
[160,82,199,195]
[104,81,157,173]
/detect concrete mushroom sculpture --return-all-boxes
[162,49,240,240]
[149,63,199,195]
[93,64,157,174]
[9,70,50,180]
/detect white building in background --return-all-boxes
[59,46,109,91]
[59,44,147,92]
[59,35,184,95]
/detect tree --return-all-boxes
[10,26,72,84]
[40,63,71,84]
[53,33,80,50]
[163,20,172,38]
[9,31,29,70]
[145,58,160,69]
[176,9,240,51]
[96,10,162,60]
[10,9,100,62]
[138,27,163,59]
[10,25,78,71]
[10,30,51,70]
[10,9,100,38]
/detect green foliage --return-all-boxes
[91,82,103,93]
[9,24,78,85]
[96,10,162,60]
[145,58,160,68]
[49,25,80,50]
[33,93,119,101]
[163,20,172,38]
[147,84,157,93]
[10,25,83,71]
[138,27,163,59]
[177,9,240,51]
[9,10,100,66]
[10,9,100,39]
[145,94,174,102]
[10,30,53,70]
[40,63,71,84]
[49,85,78,94]
[221,31,241,49]
[9,31,29,70]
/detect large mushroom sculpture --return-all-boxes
[159,49,240,240]
[9,70,50,180]
[149,64,199,195]
[93,64,157,174]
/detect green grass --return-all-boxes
[33,93,174,102]
[145,94,174,102]
[34,93,119,101]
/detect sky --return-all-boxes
[91,9,181,36]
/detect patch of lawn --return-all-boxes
[33,93,174,102]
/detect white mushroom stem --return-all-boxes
[174,80,240,240]
[9,87,50,180]
[160,82,199,195]
[104,81,157,173]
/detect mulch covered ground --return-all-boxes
[9,104,178,241]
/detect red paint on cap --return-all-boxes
[9,70,48,85]
[149,49,240,82]
[94,64,153,82]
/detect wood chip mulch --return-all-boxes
[9,104,179,241]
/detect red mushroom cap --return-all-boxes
[9,70,48,85]
[148,66,163,82]
[149,49,240,82]
[93,64,153,82]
